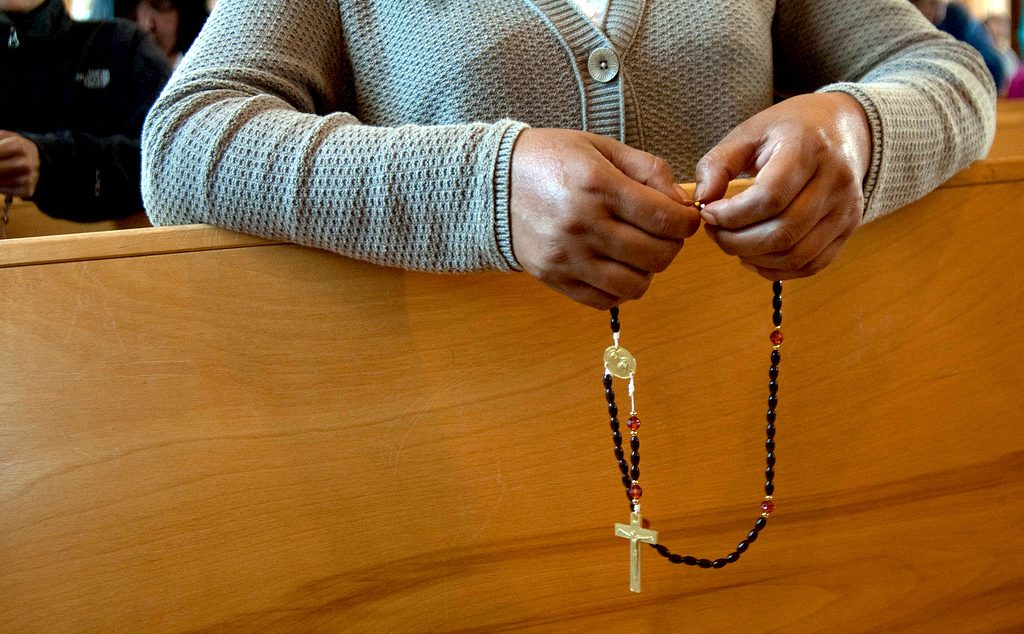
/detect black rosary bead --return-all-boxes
[765,466,775,481]
[682,555,697,566]
[725,552,740,563]
[630,435,640,452]
[608,402,618,418]
[768,394,778,409]
[773,310,783,327]
[667,553,684,564]
[610,417,620,433]
[612,431,623,447]
[766,438,776,452]
[766,452,775,467]
[755,517,767,531]
[773,280,782,295]
[769,365,778,380]
[605,388,616,403]
[618,459,629,476]
[771,349,781,365]
[747,530,759,542]
[614,446,624,462]
[630,450,640,466]
[603,374,613,389]
[621,475,631,489]
[768,380,778,395]
[765,481,775,496]
[698,559,713,569]
[766,409,776,424]
[766,424,776,439]
[736,540,749,553]
[630,465,640,480]
[773,294,782,310]
[713,559,728,568]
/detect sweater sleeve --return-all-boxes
[141,0,526,273]
[773,0,996,223]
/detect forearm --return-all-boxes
[820,38,995,222]
[775,0,996,222]
[23,131,146,221]
[141,88,527,272]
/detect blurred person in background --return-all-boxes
[115,0,208,68]
[911,0,1007,92]
[1,0,170,221]
[983,14,1021,96]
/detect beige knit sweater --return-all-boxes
[141,0,995,273]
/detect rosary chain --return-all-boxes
[1,194,12,240]
[604,280,782,569]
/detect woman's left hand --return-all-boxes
[693,92,873,280]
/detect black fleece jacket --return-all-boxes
[1,0,170,221]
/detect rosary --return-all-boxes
[2,195,12,240]
[603,217,782,592]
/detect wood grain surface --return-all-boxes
[990,98,1024,159]
[1,161,1022,632]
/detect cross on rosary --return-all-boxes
[614,508,658,593]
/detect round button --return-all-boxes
[587,47,620,83]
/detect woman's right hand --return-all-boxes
[509,129,701,309]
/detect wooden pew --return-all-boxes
[3,198,150,239]
[990,98,1024,158]
[1,158,1023,631]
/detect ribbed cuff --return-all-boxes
[491,120,530,272]
[818,84,884,223]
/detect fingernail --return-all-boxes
[700,209,718,226]
[693,182,706,202]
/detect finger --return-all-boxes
[554,279,622,310]
[587,218,684,273]
[703,172,834,258]
[587,134,691,205]
[603,176,701,240]
[576,256,654,304]
[734,207,856,271]
[702,142,816,230]
[693,125,760,204]
[740,235,850,280]
[0,156,30,177]
[0,136,24,160]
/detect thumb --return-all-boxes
[694,127,759,207]
[588,134,690,205]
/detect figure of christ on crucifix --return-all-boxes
[614,509,658,593]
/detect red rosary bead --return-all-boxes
[629,483,643,500]
[627,414,641,431]
[769,329,784,346]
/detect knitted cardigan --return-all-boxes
[141,0,995,273]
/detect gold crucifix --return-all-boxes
[614,510,658,593]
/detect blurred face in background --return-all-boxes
[132,0,180,57]
[0,0,47,12]
[911,0,948,26]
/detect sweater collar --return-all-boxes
[1,0,73,44]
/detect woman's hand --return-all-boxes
[694,93,873,280]
[0,131,41,200]
[510,128,701,309]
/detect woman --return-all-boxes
[141,0,995,309]
[115,0,207,67]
